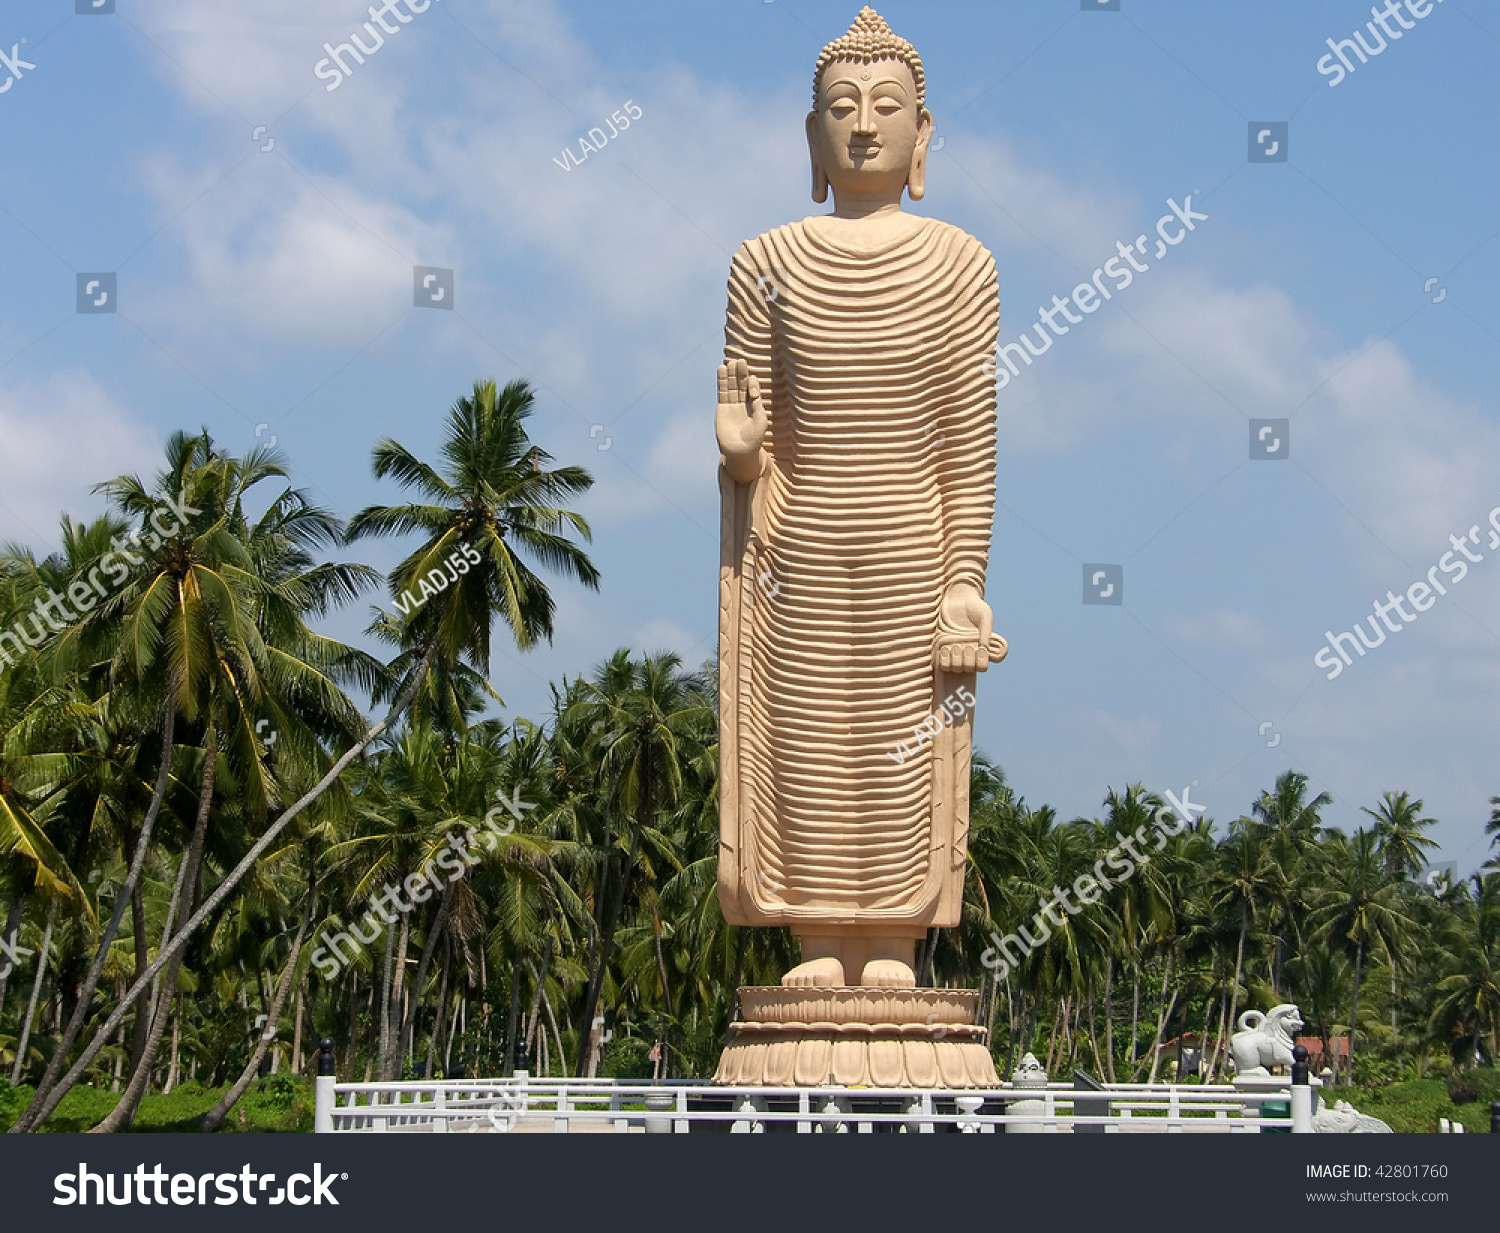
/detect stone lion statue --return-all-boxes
[1229,1004,1303,1077]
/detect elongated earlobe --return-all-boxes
[806,111,828,204]
[908,108,933,201]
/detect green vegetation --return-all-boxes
[1340,1071,1497,1134]
[0,1077,313,1132]
[0,379,1496,1131]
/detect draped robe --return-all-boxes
[717,215,998,931]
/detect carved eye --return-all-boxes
[874,97,904,115]
[829,100,857,119]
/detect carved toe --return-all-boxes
[860,959,916,988]
[782,956,845,987]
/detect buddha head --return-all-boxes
[807,7,933,206]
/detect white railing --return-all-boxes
[314,1072,1301,1134]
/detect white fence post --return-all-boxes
[643,1089,673,1134]
[314,1038,336,1134]
[1291,1045,1313,1134]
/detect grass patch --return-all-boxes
[1340,1075,1490,1134]
[0,1075,313,1133]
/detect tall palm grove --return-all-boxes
[0,380,1496,1131]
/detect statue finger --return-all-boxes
[734,358,750,392]
[718,363,729,403]
[938,644,950,671]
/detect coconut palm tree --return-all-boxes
[16,384,598,1130]
[1309,828,1413,1081]
[346,377,600,714]
[1427,874,1500,1069]
[1363,791,1439,881]
[15,438,378,1131]
[561,651,710,1075]
[1250,771,1331,993]
[1206,824,1281,1078]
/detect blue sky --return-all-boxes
[1,0,1497,873]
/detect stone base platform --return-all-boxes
[713,987,998,1088]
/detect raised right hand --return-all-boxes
[717,359,768,481]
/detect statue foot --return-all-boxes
[859,959,916,988]
[781,956,845,987]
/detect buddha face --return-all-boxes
[807,57,932,202]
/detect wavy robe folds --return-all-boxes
[717,216,999,930]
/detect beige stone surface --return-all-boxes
[715,7,1004,992]
[715,988,998,1086]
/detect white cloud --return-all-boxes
[0,374,161,548]
[1160,607,1270,650]
[634,617,701,659]
[1091,709,1160,754]
[133,153,452,351]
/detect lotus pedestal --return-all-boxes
[714,987,998,1088]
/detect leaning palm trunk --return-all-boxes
[14,704,177,1131]
[542,987,566,1078]
[9,645,436,1133]
[503,960,523,1075]
[1145,980,1179,1083]
[1142,950,1176,1080]
[381,914,410,1080]
[524,938,556,1065]
[1102,955,1116,1083]
[93,734,216,1133]
[1389,955,1399,1069]
[1224,905,1248,1076]
[126,879,150,1078]
[425,937,451,1078]
[1140,954,1176,1080]
[398,879,455,1066]
[376,925,394,1082]
[574,826,640,1074]
[1347,941,1364,1082]
[9,900,55,1086]
[164,999,181,1093]
[198,891,312,1132]
[1209,978,1232,1082]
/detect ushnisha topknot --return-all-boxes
[813,7,926,109]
